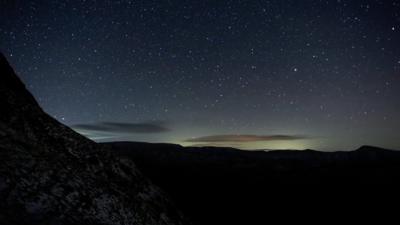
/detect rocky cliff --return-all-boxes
[0,53,186,225]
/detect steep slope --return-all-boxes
[0,53,186,225]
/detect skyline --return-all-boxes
[1,0,400,150]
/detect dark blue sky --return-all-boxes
[1,0,399,150]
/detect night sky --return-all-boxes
[1,0,400,151]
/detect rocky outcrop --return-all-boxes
[0,53,186,225]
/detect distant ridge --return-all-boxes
[104,141,400,225]
[356,145,392,151]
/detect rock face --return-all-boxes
[0,53,186,225]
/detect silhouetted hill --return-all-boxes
[104,141,400,225]
[0,53,186,225]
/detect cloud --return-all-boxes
[184,134,307,143]
[73,121,169,133]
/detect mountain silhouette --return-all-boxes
[104,141,400,225]
[0,53,186,225]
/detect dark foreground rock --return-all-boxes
[0,53,186,225]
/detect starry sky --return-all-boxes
[1,0,400,151]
